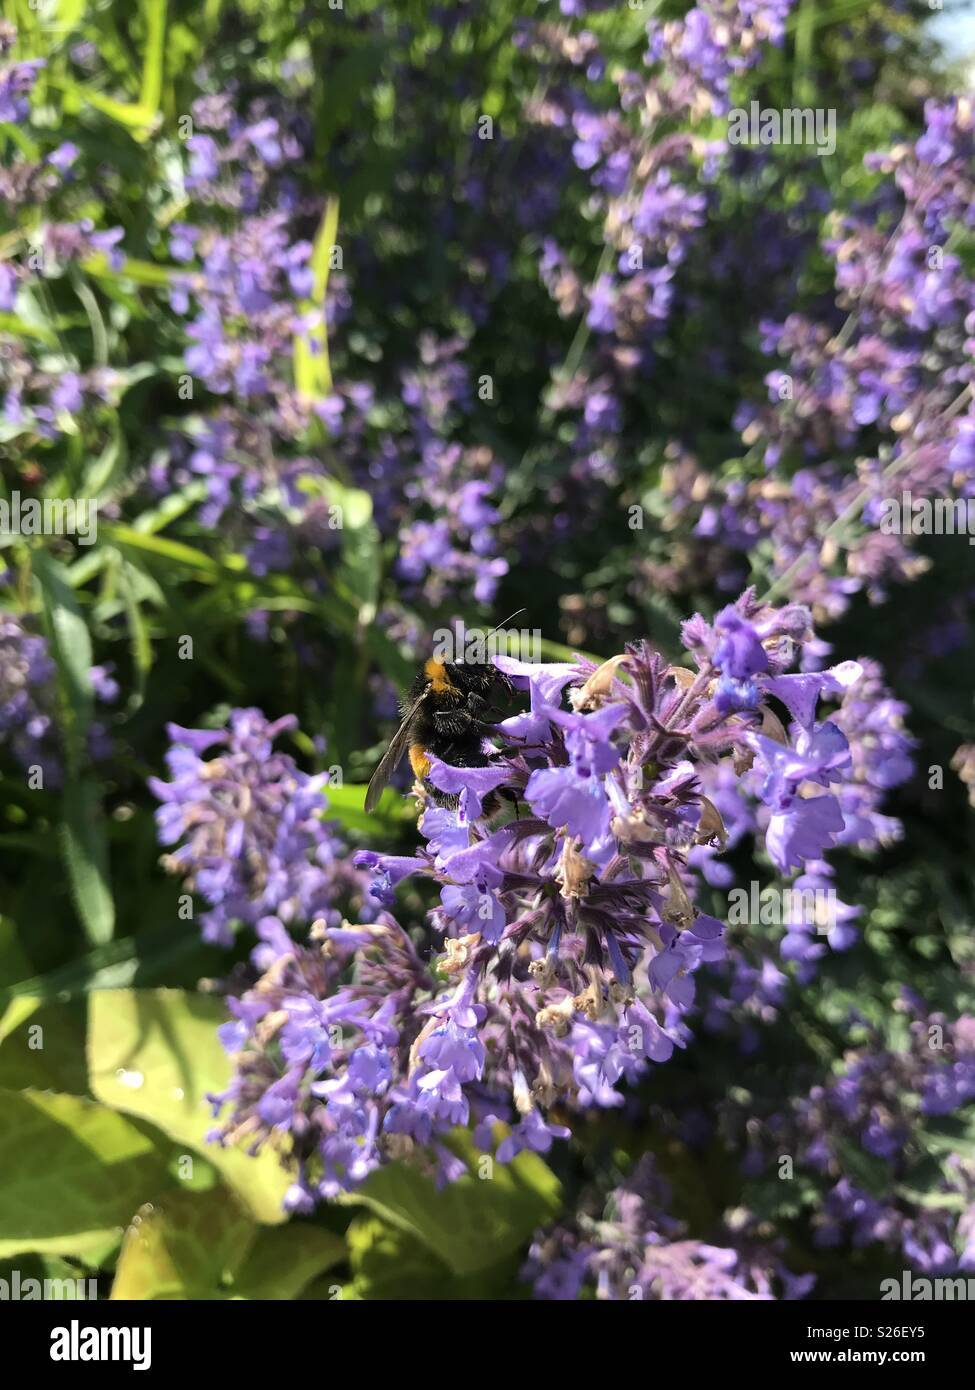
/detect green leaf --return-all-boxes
[51,0,88,31]
[118,480,209,535]
[0,1089,172,1259]
[0,999,89,1095]
[0,916,33,990]
[101,522,236,576]
[83,423,128,500]
[234,1223,346,1300]
[293,196,340,400]
[537,637,602,666]
[50,78,161,136]
[48,0,168,144]
[0,311,58,346]
[342,1211,525,1300]
[109,1187,254,1300]
[81,253,175,288]
[0,923,201,1006]
[87,989,291,1223]
[32,552,116,943]
[326,479,381,620]
[139,0,168,116]
[110,1186,345,1300]
[343,1131,561,1276]
[61,779,116,946]
[0,996,42,1047]
[344,1213,456,1301]
[33,549,93,768]
[323,782,415,836]
[118,559,154,698]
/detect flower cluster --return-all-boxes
[533,996,975,1296]
[663,97,975,622]
[196,590,910,1207]
[732,995,975,1274]
[0,22,41,127]
[149,709,367,947]
[0,614,117,784]
[149,84,511,607]
[688,655,915,987]
[524,1153,813,1301]
[0,29,122,446]
[206,918,441,1208]
[520,2,794,497]
[0,613,58,778]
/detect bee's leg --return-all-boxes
[432,708,497,738]
[480,704,509,719]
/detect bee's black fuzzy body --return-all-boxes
[364,654,514,813]
[406,658,512,805]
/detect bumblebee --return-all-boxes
[364,621,522,814]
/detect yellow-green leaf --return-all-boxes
[0,1089,171,1259]
[110,1186,345,1300]
[87,989,291,1223]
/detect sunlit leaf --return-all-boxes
[88,989,291,1223]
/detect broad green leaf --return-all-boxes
[0,923,201,1006]
[344,1213,456,1301]
[342,1212,522,1300]
[343,1132,561,1276]
[110,1187,254,1300]
[323,782,415,836]
[0,996,42,1046]
[110,1186,345,1300]
[88,989,291,1223]
[0,1089,172,1259]
[323,479,381,619]
[0,999,89,1095]
[234,1223,346,1300]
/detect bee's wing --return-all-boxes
[364,687,430,813]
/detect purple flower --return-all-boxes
[151,708,369,947]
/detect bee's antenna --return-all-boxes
[484,607,527,641]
